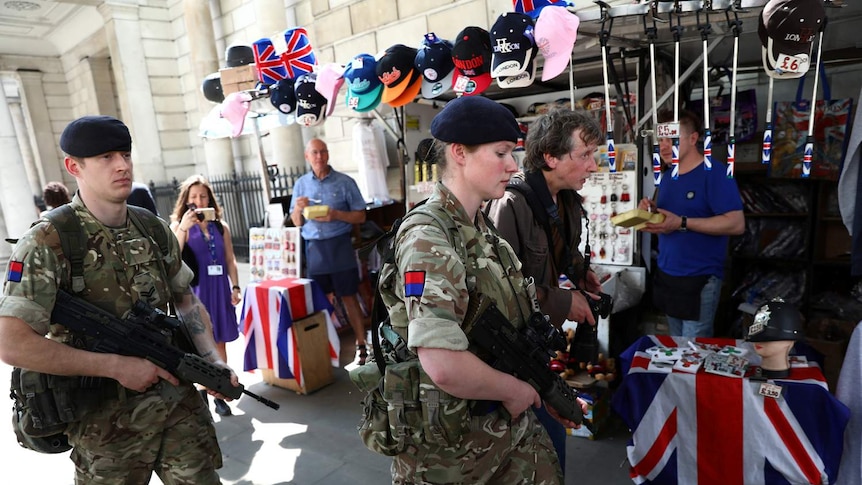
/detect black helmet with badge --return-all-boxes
[746,298,804,342]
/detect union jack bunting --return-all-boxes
[253,27,317,86]
[613,336,849,485]
[241,278,340,388]
[513,0,569,16]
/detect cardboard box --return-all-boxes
[222,80,257,95]
[219,64,257,85]
[261,311,333,394]
[567,383,610,440]
[303,205,330,219]
[611,209,664,230]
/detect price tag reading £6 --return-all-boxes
[656,122,680,139]
[775,53,809,74]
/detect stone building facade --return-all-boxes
[0,0,513,258]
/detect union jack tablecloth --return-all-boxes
[241,278,340,389]
[612,335,850,485]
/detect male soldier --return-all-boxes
[0,115,237,484]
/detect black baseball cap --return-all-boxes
[758,0,825,79]
[270,78,297,114]
[294,74,326,127]
[452,26,493,97]
[415,33,455,100]
[376,44,419,105]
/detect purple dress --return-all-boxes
[186,222,239,343]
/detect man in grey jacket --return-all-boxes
[484,108,603,473]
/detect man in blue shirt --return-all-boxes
[290,138,369,363]
[638,110,745,337]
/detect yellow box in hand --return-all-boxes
[303,205,330,219]
[611,209,665,230]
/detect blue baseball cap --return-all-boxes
[344,53,383,112]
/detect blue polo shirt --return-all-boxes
[290,168,366,240]
[656,160,743,279]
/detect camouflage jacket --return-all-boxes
[378,182,533,353]
[0,194,192,339]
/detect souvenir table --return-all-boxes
[612,335,849,485]
[241,278,340,389]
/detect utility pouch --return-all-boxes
[349,362,403,456]
[10,368,72,454]
[418,366,470,447]
[382,361,424,448]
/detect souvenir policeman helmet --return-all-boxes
[746,298,804,342]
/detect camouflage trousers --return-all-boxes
[66,381,222,485]
[391,407,562,484]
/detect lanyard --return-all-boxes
[202,222,218,264]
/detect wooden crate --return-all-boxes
[261,311,334,394]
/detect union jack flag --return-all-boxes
[703,129,712,171]
[253,28,316,86]
[513,0,569,16]
[241,278,340,388]
[607,135,616,173]
[802,140,814,178]
[726,138,735,179]
[614,336,849,485]
[762,124,772,164]
[652,145,662,186]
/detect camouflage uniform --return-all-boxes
[379,183,562,484]
[0,194,222,485]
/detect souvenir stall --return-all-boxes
[200,0,859,465]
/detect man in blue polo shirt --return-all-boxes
[290,138,368,363]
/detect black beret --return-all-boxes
[60,115,132,158]
[430,96,521,145]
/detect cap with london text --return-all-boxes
[758,0,825,79]
[451,26,493,97]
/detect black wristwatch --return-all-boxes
[679,215,688,232]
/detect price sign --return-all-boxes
[775,53,809,74]
[656,122,680,139]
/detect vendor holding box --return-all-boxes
[290,138,369,364]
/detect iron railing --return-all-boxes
[149,167,306,261]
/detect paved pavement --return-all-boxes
[1,262,636,484]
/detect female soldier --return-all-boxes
[378,96,581,484]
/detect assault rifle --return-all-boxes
[463,293,584,425]
[51,290,279,410]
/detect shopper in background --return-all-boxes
[484,108,603,474]
[289,138,368,364]
[128,181,159,215]
[170,174,241,416]
[638,109,744,337]
[377,96,582,483]
[40,181,71,216]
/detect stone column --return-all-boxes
[0,79,40,242]
[184,0,234,175]
[254,0,305,181]
[8,100,41,196]
[17,70,62,185]
[98,1,166,184]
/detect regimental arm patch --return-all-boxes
[404,271,426,297]
[6,260,23,283]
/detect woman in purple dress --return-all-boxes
[170,175,241,416]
